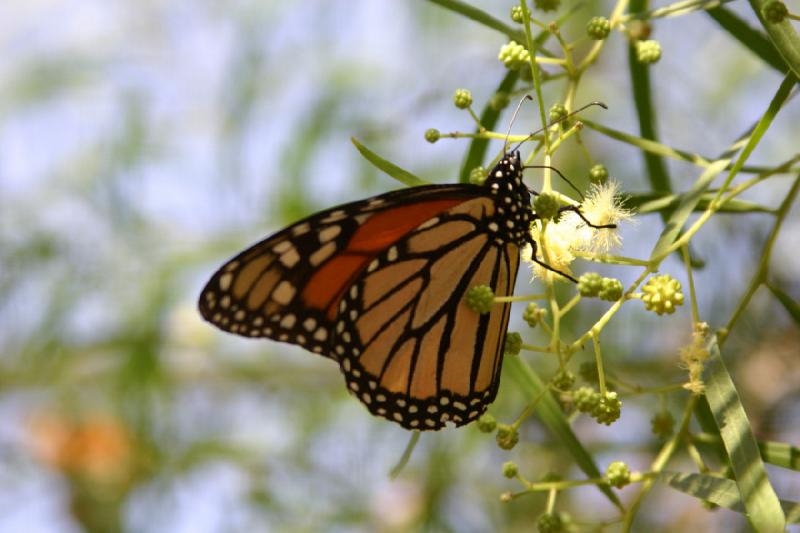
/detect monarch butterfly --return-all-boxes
[199,107,613,430]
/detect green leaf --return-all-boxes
[648,158,730,262]
[706,6,788,73]
[659,472,800,522]
[626,8,672,197]
[766,282,800,325]
[749,0,800,78]
[759,440,800,471]
[458,70,519,183]
[389,431,421,478]
[625,191,773,214]
[351,137,430,187]
[582,119,712,167]
[426,0,525,42]
[703,336,786,531]
[505,356,623,510]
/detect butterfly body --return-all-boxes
[199,151,531,429]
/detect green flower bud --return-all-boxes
[465,284,494,314]
[453,88,473,109]
[549,103,568,124]
[650,410,675,439]
[534,192,560,221]
[586,16,611,40]
[636,39,662,64]
[536,512,563,533]
[498,41,531,70]
[763,0,788,22]
[469,166,486,185]
[592,391,622,425]
[641,274,684,315]
[573,386,599,413]
[605,461,631,488]
[578,272,603,297]
[504,331,522,356]
[510,5,525,23]
[496,424,519,450]
[589,163,609,184]
[523,302,546,327]
[424,128,440,143]
[552,369,575,391]
[599,278,623,301]
[477,413,497,433]
[502,461,519,478]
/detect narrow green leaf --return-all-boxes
[626,191,773,214]
[749,0,800,78]
[351,137,430,187]
[389,431,421,478]
[759,440,800,471]
[626,10,672,196]
[659,472,800,522]
[426,0,525,42]
[505,356,623,510]
[582,119,712,167]
[459,70,519,183]
[648,159,730,261]
[766,282,800,325]
[706,6,788,73]
[703,336,786,531]
[650,72,795,263]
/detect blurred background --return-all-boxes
[1,1,798,531]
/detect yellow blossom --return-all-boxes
[524,181,631,280]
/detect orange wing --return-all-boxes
[198,185,485,358]
[334,197,519,429]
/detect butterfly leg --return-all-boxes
[526,234,579,283]
[557,205,617,229]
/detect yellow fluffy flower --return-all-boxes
[523,181,631,280]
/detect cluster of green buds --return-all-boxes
[573,387,622,425]
[523,302,546,327]
[605,461,631,488]
[589,164,609,184]
[578,273,623,301]
[586,16,611,40]
[498,41,531,70]
[465,284,494,314]
[641,274,684,315]
[650,410,675,438]
[453,88,472,109]
[636,39,662,64]
[537,512,563,533]
[469,166,486,185]
[533,192,561,221]
[504,332,522,356]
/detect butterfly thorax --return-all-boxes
[482,151,532,247]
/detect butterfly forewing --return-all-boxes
[198,184,487,357]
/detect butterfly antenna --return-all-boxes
[504,95,534,153]
[524,165,585,201]
[511,101,608,153]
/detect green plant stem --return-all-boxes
[569,268,652,353]
[591,334,608,396]
[722,174,800,342]
[520,0,551,153]
[681,245,700,324]
[622,395,697,532]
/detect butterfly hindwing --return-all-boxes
[333,196,520,429]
